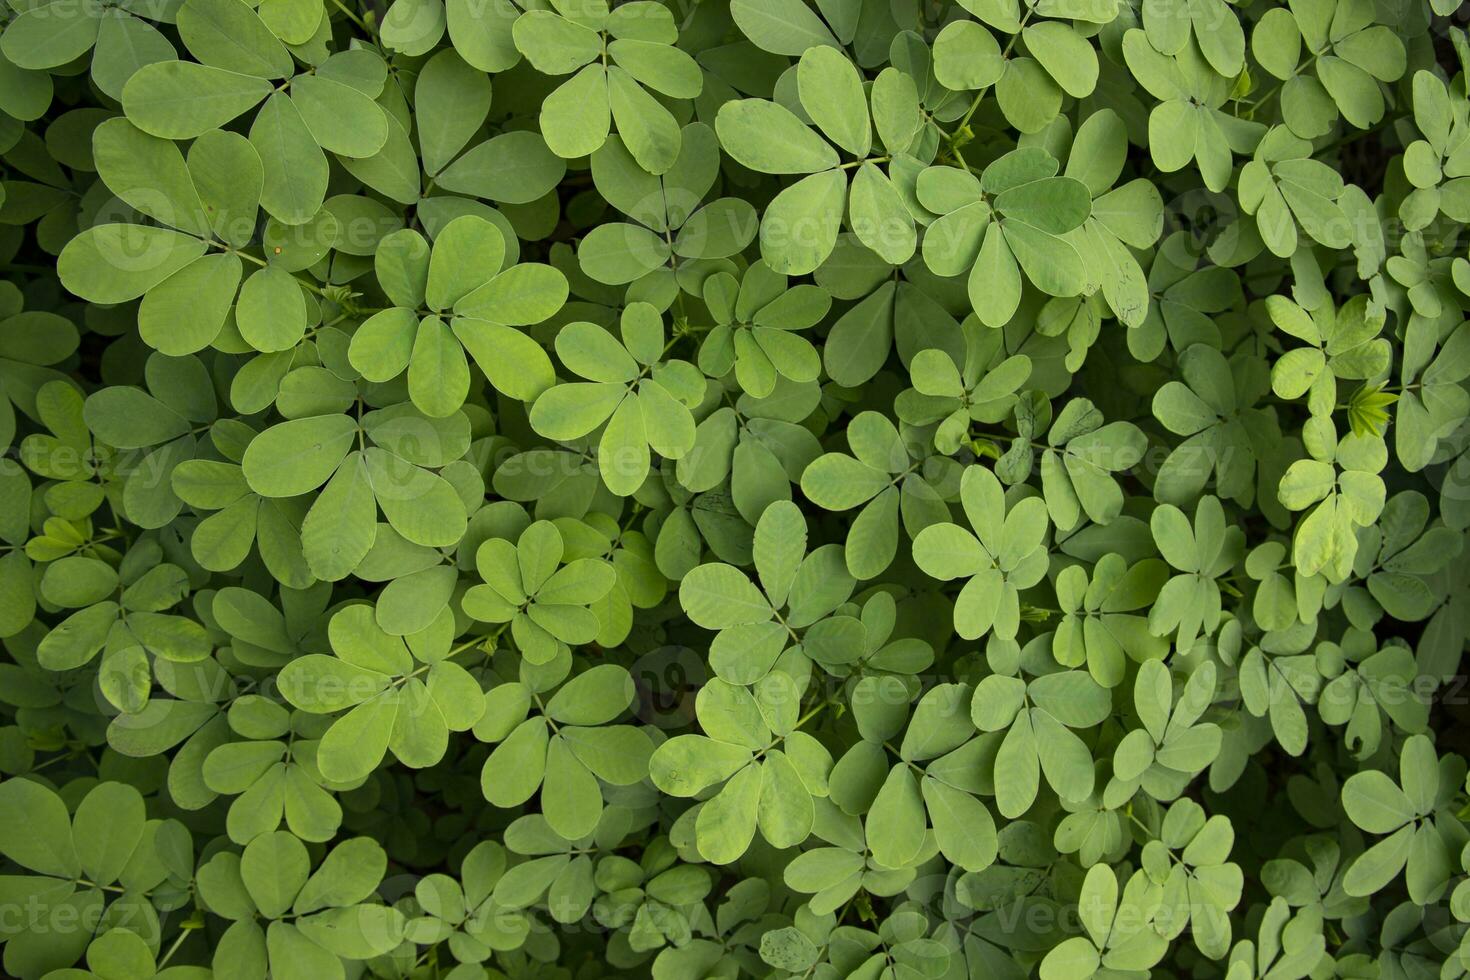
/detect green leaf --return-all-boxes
[415,49,493,175]
[301,451,376,581]
[251,91,330,224]
[679,563,773,629]
[0,779,80,877]
[922,777,997,872]
[242,415,357,497]
[122,60,271,139]
[761,169,846,275]
[867,765,925,869]
[15,5,1470,975]
[796,47,870,158]
[177,0,292,77]
[290,74,388,158]
[934,21,1005,90]
[83,387,190,448]
[696,763,761,864]
[59,225,206,304]
[715,98,839,175]
[73,782,144,885]
[1341,770,1413,833]
[730,0,840,55]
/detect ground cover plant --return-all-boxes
[0,0,1469,977]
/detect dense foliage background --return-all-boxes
[0,0,1468,976]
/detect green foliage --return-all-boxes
[1,0,1470,978]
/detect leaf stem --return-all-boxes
[156,926,193,969]
[327,0,371,32]
[949,8,1033,138]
